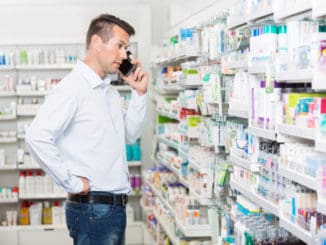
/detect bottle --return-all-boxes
[52,201,61,225]
[25,170,35,195]
[17,149,24,165]
[42,201,52,225]
[43,174,53,194]
[19,171,26,196]
[19,201,30,225]
[35,170,44,193]
[132,141,141,161]
[12,186,18,200]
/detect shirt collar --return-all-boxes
[76,60,111,89]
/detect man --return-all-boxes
[26,14,148,245]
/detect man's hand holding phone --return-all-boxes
[119,52,148,96]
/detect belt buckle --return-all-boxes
[122,195,127,206]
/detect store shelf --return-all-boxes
[228,109,248,119]
[127,161,141,167]
[0,137,17,143]
[279,216,316,244]
[128,193,141,197]
[153,209,180,245]
[0,91,15,97]
[275,69,312,82]
[278,166,317,190]
[16,64,75,70]
[17,112,38,117]
[248,66,266,74]
[147,179,211,238]
[18,224,67,230]
[157,135,179,150]
[230,179,279,216]
[277,123,315,141]
[178,79,202,88]
[156,109,179,121]
[19,193,67,199]
[312,2,326,18]
[113,85,131,92]
[0,65,15,71]
[157,84,183,93]
[189,188,221,206]
[188,158,210,174]
[156,155,188,187]
[16,90,48,96]
[226,15,246,30]
[0,114,16,120]
[227,60,248,69]
[229,152,260,172]
[246,7,274,23]
[0,198,18,203]
[274,2,312,21]
[18,164,41,170]
[248,126,277,141]
[0,164,17,170]
[315,140,326,153]
[155,51,202,65]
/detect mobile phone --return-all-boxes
[119,51,136,76]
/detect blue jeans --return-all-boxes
[65,195,126,245]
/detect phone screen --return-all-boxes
[119,51,136,76]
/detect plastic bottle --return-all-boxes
[278,25,288,53]
[52,201,61,225]
[35,170,44,193]
[42,201,52,225]
[19,201,30,225]
[19,171,26,196]
[43,174,53,194]
[17,149,24,165]
[132,142,141,161]
[25,170,35,195]
[12,186,18,200]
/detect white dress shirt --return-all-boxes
[25,61,147,194]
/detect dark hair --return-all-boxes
[86,14,135,49]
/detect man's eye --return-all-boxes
[118,44,124,49]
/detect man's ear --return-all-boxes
[91,34,102,52]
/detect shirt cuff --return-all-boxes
[70,175,84,194]
[131,90,147,107]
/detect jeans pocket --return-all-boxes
[90,203,114,220]
[65,204,80,238]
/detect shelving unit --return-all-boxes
[278,166,317,190]
[248,126,277,141]
[274,2,312,21]
[279,217,317,244]
[146,1,326,244]
[230,178,279,216]
[229,152,260,172]
[146,179,211,238]
[152,209,180,245]
[277,123,315,141]
[275,69,312,82]
[227,109,248,119]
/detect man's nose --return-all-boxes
[121,49,128,59]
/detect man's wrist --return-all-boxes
[136,89,147,96]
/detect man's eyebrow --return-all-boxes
[119,40,130,47]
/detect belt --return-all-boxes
[68,193,128,206]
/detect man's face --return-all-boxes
[97,25,130,74]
